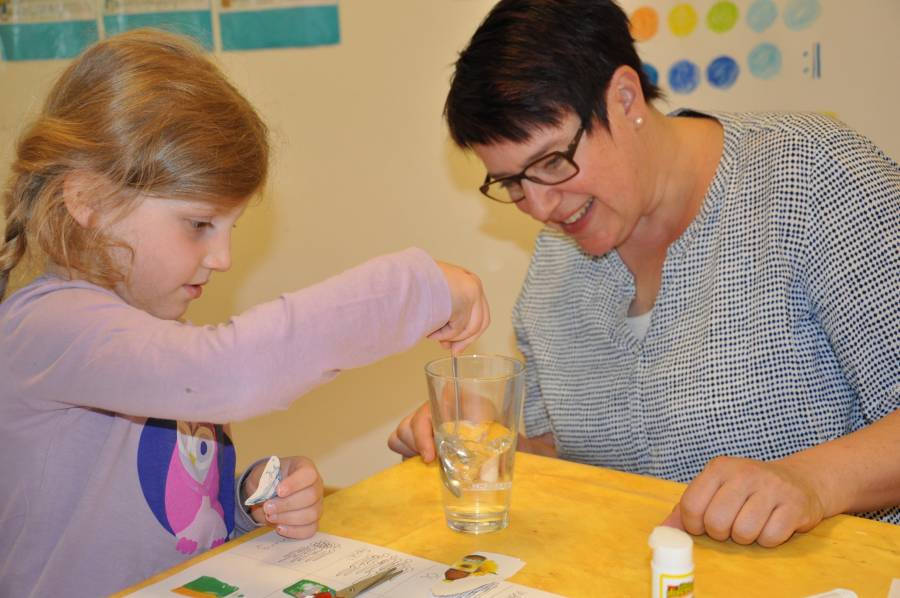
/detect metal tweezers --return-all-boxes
[315,566,402,598]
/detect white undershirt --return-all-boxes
[626,309,653,341]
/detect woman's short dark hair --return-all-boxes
[445,0,662,148]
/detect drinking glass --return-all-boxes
[425,354,525,534]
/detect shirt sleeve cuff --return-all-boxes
[233,457,270,536]
[523,398,552,438]
[406,247,451,330]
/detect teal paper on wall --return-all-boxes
[220,2,339,51]
[0,0,98,61]
[103,12,213,49]
[0,20,98,60]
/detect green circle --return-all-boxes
[669,4,698,37]
[707,1,739,33]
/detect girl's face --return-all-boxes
[472,112,646,257]
[104,196,247,320]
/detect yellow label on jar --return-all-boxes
[660,572,694,598]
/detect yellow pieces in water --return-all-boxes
[441,420,513,444]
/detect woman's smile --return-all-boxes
[559,197,595,233]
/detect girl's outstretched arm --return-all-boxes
[2,247,489,422]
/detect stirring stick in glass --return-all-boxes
[440,353,462,498]
[451,354,461,433]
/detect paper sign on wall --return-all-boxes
[0,0,99,61]
[1,0,339,61]
[622,0,826,94]
[103,0,213,50]
[219,0,339,51]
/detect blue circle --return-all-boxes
[706,55,739,89]
[746,0,777,33]
[783,0,821,31]
[668,60,700,94]
[642,63,659,87]
[747,43,782,79]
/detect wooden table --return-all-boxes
[119,453,900,597]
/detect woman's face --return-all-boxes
[472,112,647,257]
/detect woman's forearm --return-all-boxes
[783,408,900,516]
[518,432,558,457]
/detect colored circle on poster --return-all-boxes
[668,4,698,37]
[668,60,700,94]
[748,43,782,79]
[707,2,739,33]
[630,6,659,41]
[783,0,821,31]
[642,63,659,86]
[746,0,778,33]
[706,55,739,89]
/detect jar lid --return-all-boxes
[648,526,693,569]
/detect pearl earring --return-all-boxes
[634,116,644,129]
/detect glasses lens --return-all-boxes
[483,178,525,203]
[524,153,578,185]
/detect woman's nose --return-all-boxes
[518,180,559,223]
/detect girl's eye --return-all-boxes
[189,220,212,230]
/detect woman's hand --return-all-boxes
[388,403,560,462]
[245,456,324,539]
[429,261,490,354]
[388,401,436,462]
[517,432,558,458]
[662,456,826,547]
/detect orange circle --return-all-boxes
[630,6,659,42]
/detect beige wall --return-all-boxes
[2,0,898,488]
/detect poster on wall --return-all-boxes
[103,0,214,50]
[219,0,339,51]
[620,0,827,110]
[0,0,99,60]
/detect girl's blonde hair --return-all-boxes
[0,28,269,300]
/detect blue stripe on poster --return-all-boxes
[0,20,98,61]
[103,11,214,50]
[220,4,339,51]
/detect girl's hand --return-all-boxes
[429,261,490,354]
[247,456,324,539]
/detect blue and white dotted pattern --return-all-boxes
[514,111,899,523]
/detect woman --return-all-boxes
[389,0,900,546]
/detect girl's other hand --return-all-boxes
[249,456,324,539]
[430,261,490,354]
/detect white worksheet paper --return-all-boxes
[126,530,563,597]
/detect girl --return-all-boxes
[0,30,489,597]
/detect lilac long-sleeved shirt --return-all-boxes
[0,248,451,597]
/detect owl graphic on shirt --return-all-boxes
[138,419,236,554]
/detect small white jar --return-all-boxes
[649,526,694,598]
